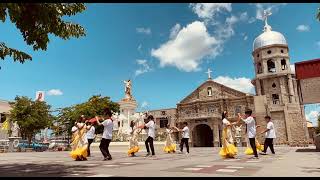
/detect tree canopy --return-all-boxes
[0,3,86,64]
[53,95,120,136]
[9,96,54,144]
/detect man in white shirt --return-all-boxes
[174,122,189,154]
[96,108,113,161]
[236,109,258,159]
[260,115,276,155]
[139,115,156,157]
[86,122,95,157]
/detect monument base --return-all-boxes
[8,137,22,152]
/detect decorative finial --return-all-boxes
[263,10,272,32]
[206,68,212,79]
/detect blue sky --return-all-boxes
[0,3,319,125]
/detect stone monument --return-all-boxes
[233,125,242,147]
[118,79,138,141]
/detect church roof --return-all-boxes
[178,79,248,105]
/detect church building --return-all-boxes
[152,12,309,147]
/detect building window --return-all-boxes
[267,60,276,73]
[281,59,287,70]
[257,62,262,74]
[207,87,213,96]
[272,94,280,104]
[281,49,284,53]
[159,117,169,128]
[161,111,166,116]
[257,54,260,58]
[272,83,276,88]
[267,50,272,54]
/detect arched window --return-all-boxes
[272,83,276,88]
[281,59,287,70]
[257,62,262,74]
[267,50,272,54]
[207,87,212,96]
[272,94,280,104]
[267,60,276,73]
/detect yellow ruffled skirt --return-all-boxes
[70,146,88,160]
[244,141,264,155]
[163,144,176,153]
[219,144,238,158]
[128,146,140,156]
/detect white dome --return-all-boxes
[253,30,287,51]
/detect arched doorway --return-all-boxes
[192,124,213,147]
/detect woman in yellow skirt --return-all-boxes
[163,124,176,153]
[219,111,238,158]
[128,121,142,157]
[70,115,89,161]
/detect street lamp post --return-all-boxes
[64,121,70,148]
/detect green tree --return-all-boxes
[9,96,54,145]
[317,8,320,21]
[0,3,86,64]
[54,95,120,137]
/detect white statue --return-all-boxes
[11,122,20,137]
[234,125,242,137]
[123,79,132,100]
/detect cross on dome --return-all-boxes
[206,68,212,79]
[263,10,272,32]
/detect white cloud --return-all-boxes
[137,44,142,52]
[213,76,255,94]
[190,3,232,20]
[135,59,151,76]
[296,25,310,32]
[306,110,319,126]
[47,89,63,96]
[170,24,181,39]
[244,35,248,41]
[141,101,148,108]
[248,17,256,24]
[255,3,287,20]
[290,64,295,74]
[239,12,248,21]
[136,27,151,35]
[151,21,220,72]
[316,41,320,49]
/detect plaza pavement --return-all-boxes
[0,144,319,177]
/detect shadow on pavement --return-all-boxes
[0,163,94,177]
[295,148,320,152]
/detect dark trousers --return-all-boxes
[249,138,258,157]
[180,138,189,153]
[263,138,275,154]
[99,138,112,159]
[145,136,155,155]
[87,139,94,156]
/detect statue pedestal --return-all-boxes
[118,99,138,133]
[8,137,22,152]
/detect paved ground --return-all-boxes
[0,145,319,177]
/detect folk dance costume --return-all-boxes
[244,137,264,155]
[219,118,238,158]
[128,127,142,156]
[163,128,176,153]
[70,122,88,161]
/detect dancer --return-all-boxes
[163,124,176,153]
[96,108,114,161]
[128,121,142,157]
[260,115,276,155]
[219,111,238,158]
[173,122,189,154]
[86,121,95,157]
[139,115,156,157]
[235,109,259,159]
[70,115,88,161]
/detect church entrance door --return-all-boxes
[192,124,213,147]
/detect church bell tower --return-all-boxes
[251,11,308,146]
